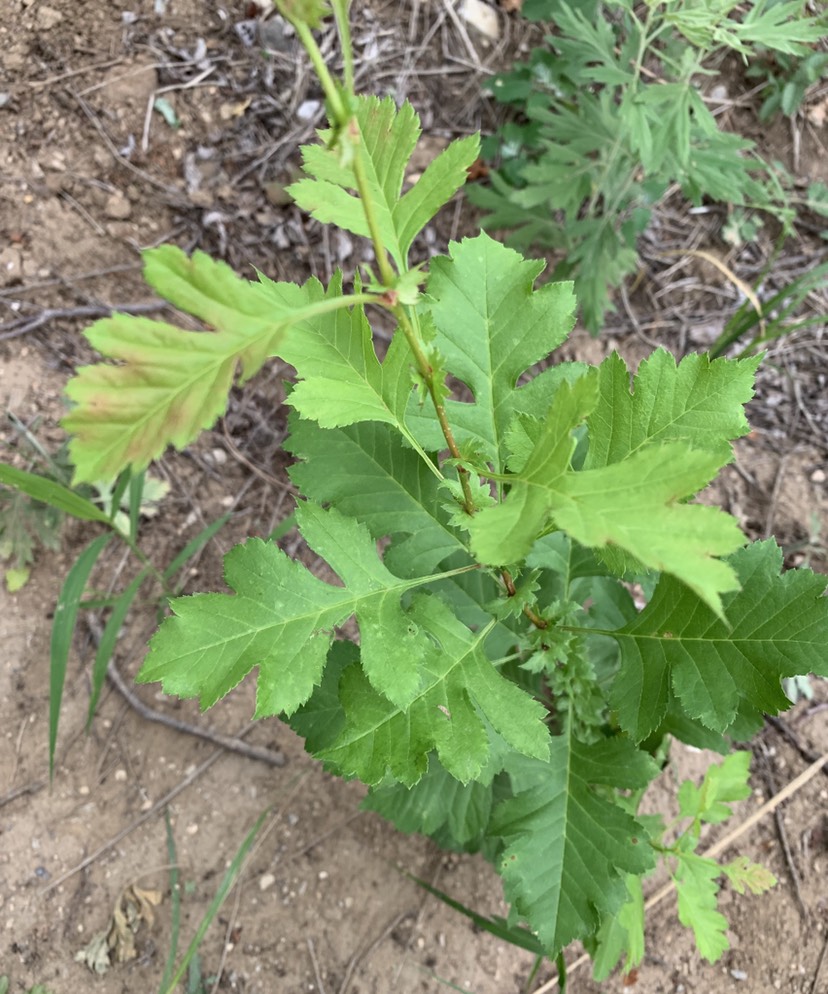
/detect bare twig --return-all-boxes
[0,300,168,342]
[0,780,45,810]
[105,657,286,768]
[308,938,330,994]
[756,741,808,920]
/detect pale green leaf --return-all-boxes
[320,595,550,786]
[63,247,318,484]
[677,751,752,826]
[674,853,729,962]
[589,874,645,981]
[723,855,776,895]
[139,503,464,715]
[491,729,657,953]
[470,369,743,614]
[608,540,828,740]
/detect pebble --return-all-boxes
[730,969,748,981]
[459,0,499,40]
[811,469,826,483]
[259,873,276,891]
[104,191,132,220]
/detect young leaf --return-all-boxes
[471,370,744,614]
[290,96,479,269]
[673,852,730,962]
[63,248,348,484]
[273,273,412,433]
[677,750,752,826]
[584,350,760,468]
[588,874,645,981]
[139,503,470,715]
[723,855,776,895]
[609,540,828,740]
[320,595,550,786]
[491,730,657,953]
[414,232,577,471]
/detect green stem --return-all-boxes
[331,0,355,93]
[392,305,477,514]
[290,16,347,123]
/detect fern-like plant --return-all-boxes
[32,0,828,979]
[470,0,827,330]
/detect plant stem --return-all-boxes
[331,0,355,93]
[392,305,477,513]
[502,567,548,629]
[289,16,347,123]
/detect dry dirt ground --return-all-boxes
[1,1,827,993]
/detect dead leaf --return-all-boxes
[75,884,163,974]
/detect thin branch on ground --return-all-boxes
[0,780,45,811]
[0,300,168,342]
[755,740,809,920]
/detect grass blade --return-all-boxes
[159,809,182,994]
[128,470,146,543]
[0,464,112,524]
[159,807,269,994]
[87,567,150,725]
[50,533,111,777]
[403,871,546,955]
[107,468,132,526]
[163,513,231,585]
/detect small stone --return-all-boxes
[459,0,499,40]
[104,191,132,220]
[811,468,826,483]
[78,785,90,796]
[36,5,63,29]
[730,969,748,981]
[114,768,127,782]
[259,873,276,891]
[185,823,199,835]
[296,99,321,122]
[210,447,227,466]
[318,870,328,881]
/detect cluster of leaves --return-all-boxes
[470,0,828,329]
[6,0,828,979]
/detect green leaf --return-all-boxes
[677,751,752,826]
[287,416,469,576]
[364,758,493,849]
[584,350,760,469]
[609,540,828,740]
[139,503,468,716]
[290,97,479,269]
[589,874,645,981]
[491,729,657,953]
[50,533,112,776]
[0,463,112,525]
[414,232,577,471]
[320,595,550,786]
[275,273,411,433]
[62,248,351,484]
[470,372,744,614]
[468,373,599,562]
[674,852,729,962]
